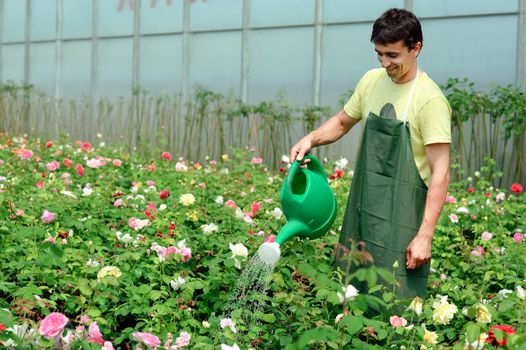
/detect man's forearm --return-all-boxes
[418,171,449,237]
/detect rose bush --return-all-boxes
[0,136,524,349]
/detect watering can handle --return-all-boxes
[286,155,326,194]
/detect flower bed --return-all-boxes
[0,136,524,349]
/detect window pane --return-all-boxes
[3,0,25,43]
[63,0,92,39]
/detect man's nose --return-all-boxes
[380,57,391,68]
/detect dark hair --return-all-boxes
[371,8,423,50]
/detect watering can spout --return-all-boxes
[275,220,311,245]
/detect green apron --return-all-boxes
[335,70,430,299]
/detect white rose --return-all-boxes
[337,284,359,303]
[170,276,186,291]
[229,243,248,258]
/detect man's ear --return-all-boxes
[413,42,422,57]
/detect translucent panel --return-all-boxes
[63,0,92,39]
[190,0,242,31]
[30,0,56,41]
[320,23,375,109]
[141,0,183,34]
[3,0,25,43]
[323,0,403,24]
[97,39,133,97]
[419,16,516,88]
[249,28,313,104]
[189,32,241,94]
[140,35,182,93]
[1,45,25,83]
[62,41,91,97]
[251,0,315,27]
[29,43,56,93]
[99,0,134,37]
[413,0,518,18]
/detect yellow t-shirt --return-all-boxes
[344,68,451,186]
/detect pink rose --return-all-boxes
[80,315,89,324]
[514,233,524,242]
[89,321,104,345]
[225,199,236,208]
[179,247,192,262]
[46,160,60,172]
[102,341,115,350]
[446,196,457,203]
[38,312,68,339]
[175,331,191,347]
[449,213,458,223]
[114,198,123,207]
[133,332,161,349]
[481,231,493,241]
[389,315,407,328]
[41,210,56,224]
[250,157,263,165]
[112,159,122,167]
[20,149,34,160]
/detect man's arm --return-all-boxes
[289,110,360,162]
[406,142,450,270]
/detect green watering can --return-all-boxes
[257,154,337,265]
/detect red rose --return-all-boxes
[486,324,516,346]
[76,163,85,177]
[81,142,92,152]
[45,141,54,148]
[160,189,170,199]
[63,158,73,168]
[161,152,172,160]
[468,186,475,193]
[511,183,523,194]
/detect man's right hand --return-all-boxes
[289,136,313,163]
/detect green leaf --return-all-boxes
[298,263,317,278]
[340,315,363,335]
[466,323,480,343]
[86,308,101,317]
[261,313,276,323]
[297,326,339,348]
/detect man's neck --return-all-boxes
[392,64,419,84]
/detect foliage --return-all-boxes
[0,136,524,349]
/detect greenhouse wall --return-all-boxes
[0,0,525,176]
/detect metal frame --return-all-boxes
[0,1,523,103]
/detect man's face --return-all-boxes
[374,40,421,83]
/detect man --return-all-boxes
[289,8,451,298]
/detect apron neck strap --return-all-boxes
[402,67,419,124]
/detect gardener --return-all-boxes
[289,8,451,299]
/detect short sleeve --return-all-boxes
[343,71,373,120]
[418,96,452,145]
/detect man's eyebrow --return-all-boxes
[375,49,398,55]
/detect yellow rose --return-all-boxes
[221,154,229,161]
[407,296,423,315]
[475,304,491,324]
[423,329,438,345]
[186,210,199,222]
[432,295,458,325]
[97,266,122,281]
[179,193,196,206]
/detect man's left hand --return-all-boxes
[406,232,432,270]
